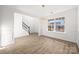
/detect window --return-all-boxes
[48,17,65,32]
[48,19,54,31]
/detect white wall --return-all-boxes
[40,8,77,43]
[31,18,39,33]
[0,6,15,46]
[34,18,39,33]
[0,19,1,46]
[77,7,79,47]
[38,19,44,36]
[14,13,29,38]
[0,6,2,47]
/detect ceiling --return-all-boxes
[11,5,76,18]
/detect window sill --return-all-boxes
[48,31,66,34]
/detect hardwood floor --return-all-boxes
[0,33,78,54]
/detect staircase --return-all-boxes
[22,21,30,34]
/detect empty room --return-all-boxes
[0,5,79,54]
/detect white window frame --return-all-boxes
[48,17,65,33]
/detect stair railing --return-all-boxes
[22,22,30,34]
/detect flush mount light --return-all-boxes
[41,5,45,8]
[50,12,53,14]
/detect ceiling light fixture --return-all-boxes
[42,5,45,8]
[50,12,53,14]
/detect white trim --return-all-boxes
[48,31,66,34]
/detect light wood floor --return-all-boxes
[0,33,78,54]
